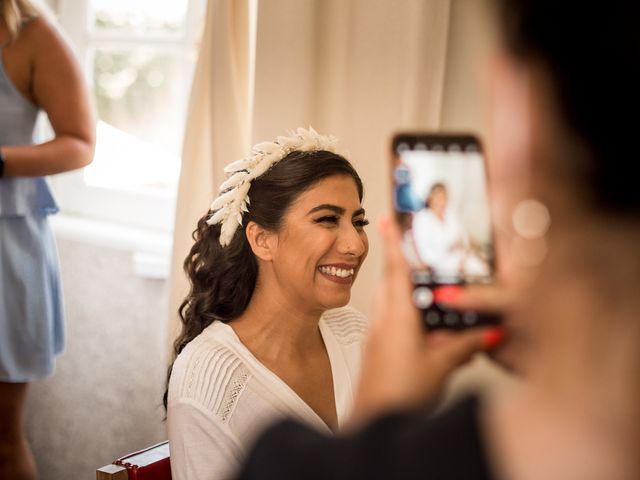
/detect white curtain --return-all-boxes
[168,0,452,349]
[168,0,254,345]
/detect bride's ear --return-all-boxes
[245,221,276,261]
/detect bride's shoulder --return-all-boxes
[168,323,250,415]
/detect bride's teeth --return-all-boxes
[318,266,355,277]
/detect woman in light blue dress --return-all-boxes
[0,1,94,478]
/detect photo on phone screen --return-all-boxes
[391,133,499,330]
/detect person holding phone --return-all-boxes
[233,0,640,479]
[0,1,95,478]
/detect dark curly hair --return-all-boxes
[163,149,363,409]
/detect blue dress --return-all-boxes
[0,46,64,382]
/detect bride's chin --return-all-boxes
[330,295,351,309]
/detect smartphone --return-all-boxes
[391,133,500,330]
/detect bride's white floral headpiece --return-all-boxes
[206,127,339,246]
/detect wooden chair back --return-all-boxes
[96,441,171,480]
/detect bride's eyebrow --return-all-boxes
[352,208,365,218]
[306,204,345,216]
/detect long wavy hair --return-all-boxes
[0,0,47,41]
[163,150,363,409]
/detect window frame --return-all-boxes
[49,0,205,233]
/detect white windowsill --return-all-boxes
[49,213,173,280]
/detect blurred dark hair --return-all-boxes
[163,150,363,409]
[495,0,640,215]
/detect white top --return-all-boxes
[412,209,489,278]
[167,306,368,480]
[412,209,467,275]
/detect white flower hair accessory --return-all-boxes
[206,127,339,247]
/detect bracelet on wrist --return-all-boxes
[0,147,5,178]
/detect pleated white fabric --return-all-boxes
[167,306,368,480]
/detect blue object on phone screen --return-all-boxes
[394,165,423,212]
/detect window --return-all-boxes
[50,0,205,232]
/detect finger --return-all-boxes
[378,215,411,279]
[435,328,493,368]
[444,284,514,313]
[423,329,456,346]
[377,215,422,327]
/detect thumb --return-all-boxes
[378,215,411,280]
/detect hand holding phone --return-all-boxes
[391,133,500,330]
[349,216,495,427]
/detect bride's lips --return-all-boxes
[317,263,358,285]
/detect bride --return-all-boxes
[165,128,370,480]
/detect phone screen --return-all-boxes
[392,134,498,330]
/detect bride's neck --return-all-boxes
[230,279,324,360]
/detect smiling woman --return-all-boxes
[164,129,370,480]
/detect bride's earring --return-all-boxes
[510,198,551,267]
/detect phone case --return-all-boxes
[391,133,501,330]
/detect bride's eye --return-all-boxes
[353,218,370,229]
[314,215,340,225]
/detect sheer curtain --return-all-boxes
[168,0,254,345]
[168,0,452,347]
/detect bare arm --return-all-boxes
[1,17,95,177]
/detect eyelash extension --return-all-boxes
[354,219,370,228]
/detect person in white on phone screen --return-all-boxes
[412,182,488,278]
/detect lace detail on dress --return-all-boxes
[173,334,251,416]
[216,363,250,423]
[322,306,369,346]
